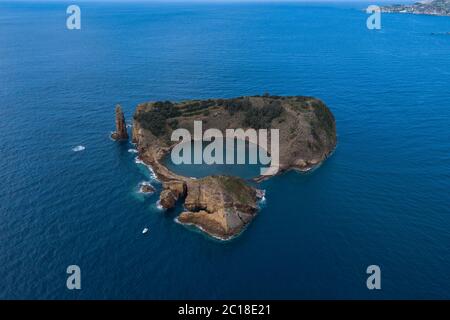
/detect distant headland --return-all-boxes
[113,95,337,240]
[381,0,450,17]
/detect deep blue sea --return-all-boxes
[1,1,450,299]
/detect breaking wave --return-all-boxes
[72,145,85,152]
[134,156,158,181]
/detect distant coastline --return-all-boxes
[381,0,450,17]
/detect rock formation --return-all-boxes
[159,181,187,209]
[111,105,129,140]
[140,183,155,194]
[131,95,337,239]
[179,176,260,240]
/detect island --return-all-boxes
[381,0,450,16]
[114,95,337,240]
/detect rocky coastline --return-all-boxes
[115,95,337,240]
[381,0,450,17]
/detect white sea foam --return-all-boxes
[134,156,144,165]
[134,156,158,180]
[146,166,157,180]
[259,196,266,205]
[128,149,138,153]
[257,189,266,207]
[72,145,85,152]
[156,200,164,211]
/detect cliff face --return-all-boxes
[156,175,260,239]
[131,95,337,239]
[179,176,260,240]
[111,105,129,140]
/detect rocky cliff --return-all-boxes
[111,105,129,140]
[131,95,337,239]
[178,176,261,240]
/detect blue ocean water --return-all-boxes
[164,140,265,179]
[0,1,450,299]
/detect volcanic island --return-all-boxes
[111,95,337,240]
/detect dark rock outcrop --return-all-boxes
[140,184,155,194]
[111,105,129,140]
